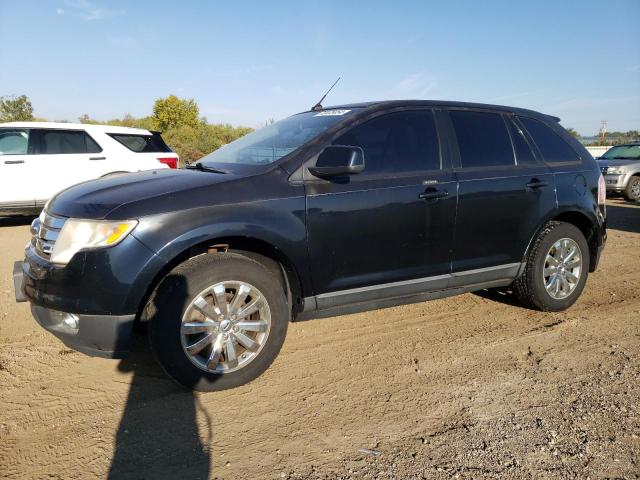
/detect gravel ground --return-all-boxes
[0,198,638,479]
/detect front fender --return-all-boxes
[130,196,311,293]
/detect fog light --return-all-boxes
[62,313,79,331]
[49,310,80,334]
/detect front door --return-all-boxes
[305,109,456,305]
[0,128,35,209]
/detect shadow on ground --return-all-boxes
[605,199,640,234]
[107,332,212,480]
[0,216,36,227]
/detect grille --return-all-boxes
[30,210,67,259]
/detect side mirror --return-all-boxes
[308,145,364,179]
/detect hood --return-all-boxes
[597,158,640,168]
[48,168,243,219]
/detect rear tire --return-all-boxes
[147,252,289,391]
[513,221,589,311]
[623,176,640,201]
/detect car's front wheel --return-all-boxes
[513,221,590,311]
[623,175,640,201]
[147,252,289,391]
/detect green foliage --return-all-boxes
[9,93,254,164]
[151,95,199,131]
[0,95,34,122]
[162,123,253,164]
[565,127,580,138]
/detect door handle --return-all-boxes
[4,160,25,164]
[89,156,107,161]
[525,179,549,191]
[419,188,449,201]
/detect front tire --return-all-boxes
[147,253,289,391]
[623,176,640,201]
[513,221,590,311]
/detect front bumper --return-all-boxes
[604,173,630,191]
[31,305,135,358]
[14,261,135,358]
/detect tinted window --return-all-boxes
[109,133,172,153]
[0,129,29,155]
[519,117,580,164]
[506,118,537,165]
[39,130,88,154]
[450,110,514,168]
[85,133,102,153]
[333,110,440,174]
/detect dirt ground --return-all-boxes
[0,199,638,480]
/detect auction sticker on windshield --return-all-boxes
[314,109,351,116]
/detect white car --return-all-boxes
[0,122,179,216]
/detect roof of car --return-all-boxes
[0,121,152,135]
[318,100,561,122]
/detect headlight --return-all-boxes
[606,166,627,175]
[50,219,138,264]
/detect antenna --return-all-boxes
[311,77,341,111]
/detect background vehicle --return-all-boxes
[0,122,178,216]
[596,143,640,201]
[15,101,606,391]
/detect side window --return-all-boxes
[506,118,537,165]
[518,117,580,164]
[85,133,102,153]
[449,110,514,168]
[332,110,440,175]
[0,129,29,155]
[38,130,87,154]
[109,133,172,153]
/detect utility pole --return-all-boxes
[599,120,608,145]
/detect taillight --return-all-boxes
[597,174,606,205]
[597,174,606,216]
[157,157,177,169]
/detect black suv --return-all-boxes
[14,101,607,391]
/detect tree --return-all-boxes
[151,95,199,131]
[565,127,580,138]
[0,95,34,122]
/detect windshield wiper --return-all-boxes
[186,163,228,174]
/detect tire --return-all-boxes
[513,221,590,311]
[147,252,289,391]
[623,176,640,201]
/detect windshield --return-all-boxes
[601,145,640,160]
[198,109,358,166]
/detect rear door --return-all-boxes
[446,109,555,283]
[305,109,457,304]
[29,128,104,204]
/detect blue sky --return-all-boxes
[0,0,638,134]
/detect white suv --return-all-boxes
[0,122,179,216]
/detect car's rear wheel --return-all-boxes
[147,252,289,391]
[513,221,590,311]
[623,176,640,201]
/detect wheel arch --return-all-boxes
[523,209,600,273]
[135,235,305,324]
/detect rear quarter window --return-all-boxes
[109,133,172,153]
[518,117,581,165]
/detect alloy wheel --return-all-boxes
[180,281,271,374]
[543,238,582,300]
